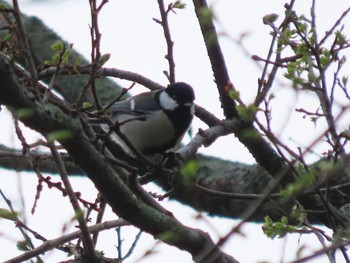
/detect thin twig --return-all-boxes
[192,0,237,118]
[102,82,135,112]
[38,65,222,127]
[49,143,96,260]
[128,170,171,216]
[196,181,350,201]
[0,188,43,263]
[122,230,143,261]
[92,194,106,247]
[11,0,37,84]
[198,164,293,262]
[156,0,176,83]
[319,6,350,46]
[195,183,280,200]
[303,216,336,263]
[289,240,350,263]
[78,0,109,110]
[116,227,123,259]
[3,219,129,263]
[254,0,296,106]
[38,66,164,91]
[176,119,239,160]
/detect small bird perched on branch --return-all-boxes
[87,82,195,155]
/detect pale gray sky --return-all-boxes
[1,1,350,262]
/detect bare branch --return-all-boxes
[38,65,164,91]
[0,188,43,262]
[156,0,176,83]
[11,0,37,83]
[177,119,239,160]
[254,0,296,106]
[0,53,238,263]
[4,219,129,263]
[192,0,237,118]
[49,143,96,261]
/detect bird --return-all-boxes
[87,82,195,155]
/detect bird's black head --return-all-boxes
[165,82,195,106]
[157,82,195,111]
[155,82,195,138]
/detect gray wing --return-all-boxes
[87,90,161,124]
[109,90,161,114]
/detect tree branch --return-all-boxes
[0,0,122,104]
[0,144,83,174]
[192,0,237,118]
[4,219,129,263]
[49,143,96,260]
[156,0,176,83]
[11,0,37,83]
[0,0,349,233]
[0,54,238,263]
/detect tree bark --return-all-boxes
[0,1,348,229]
[0,55,239,263]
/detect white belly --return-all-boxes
[104,111,177,153]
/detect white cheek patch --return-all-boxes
[130,99,135,111]
[159,91,178,110]
[190,104,195,115]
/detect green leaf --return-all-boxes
[180,160,199,186]
[16,240,31,251]
[12,108,35,119]
[158,230,181,243]
[339,56,347,66]
[290,205,307,222]
[2,33,11,42]
[0,3,8,10]
[239,129,260,140]
[47,130,73,142]
[293,77,307,89]
[342,76,348,87]
[278,27,296,46]
[236,104,258,122]
[286,62,297,76]
[294,44,309,57]
[204,31,216,47]
[72,210,85,221]
[268,93,276,100]
[280,170,315,199]
[0,208,18,221]
[262,13,279,25]
[173,1,186,9]
[228,89,240,101]
[307,71,318,83]
[320,49,331,67]
[279,189,289,199]
[340,130,350,140]
[263,215,300,239]
[335,30,346,45]
[61,48,73,66]
[44,60,53,65]
[264,215,273,225]
[199,6,213,26]
[52,53,60,64]
[281,216,288,225]
[51,40,64,52]
[297,22,307,33]
[74,55,83,66]
[82,101,93,109]
[97,53,111,68]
